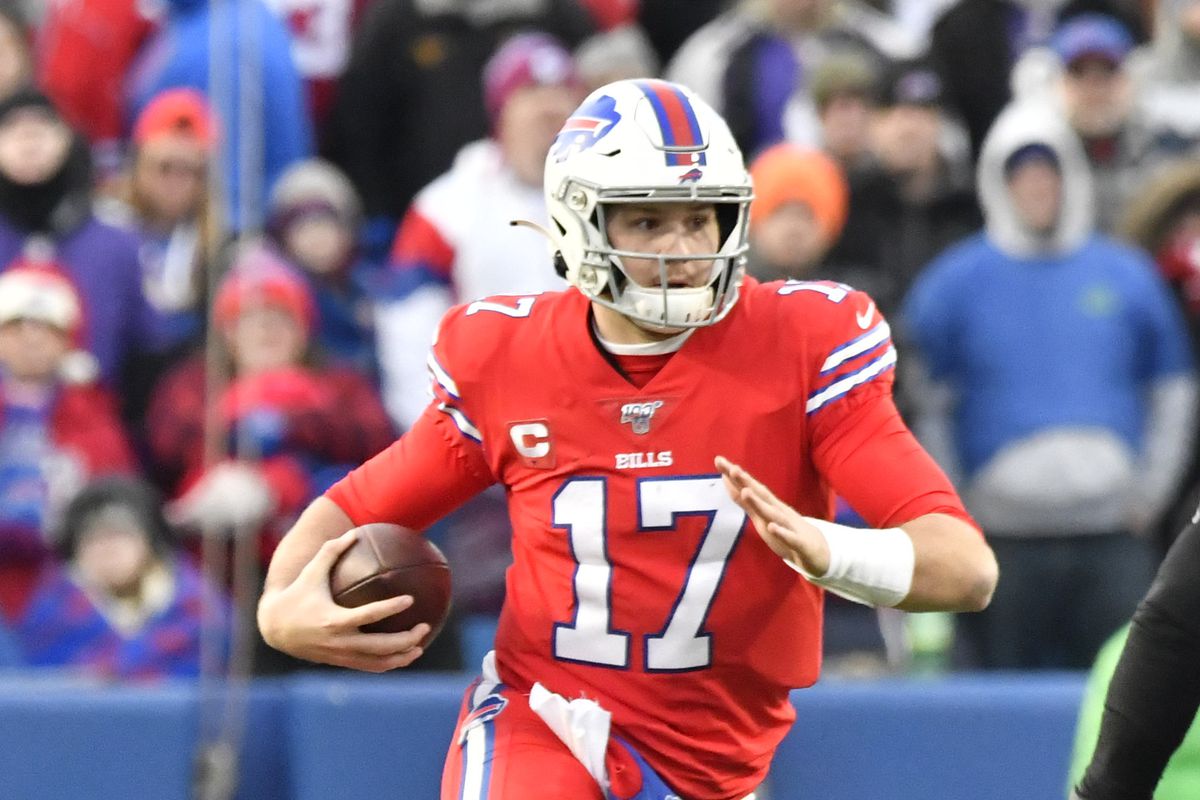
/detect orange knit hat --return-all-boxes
[749,144,849,243]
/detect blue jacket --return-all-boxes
[905,231,1192,477]
[125,0,313,231]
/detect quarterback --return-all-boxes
[258,78,998,800]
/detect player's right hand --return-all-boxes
[257,530,431,672]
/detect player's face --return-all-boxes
[605,203,721,289]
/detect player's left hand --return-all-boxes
[715,456,831,577]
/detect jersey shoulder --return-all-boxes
[432,288,580,379]
[742,278,897,415]
[743,278,887,352]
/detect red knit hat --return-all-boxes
[482,33,581,127]
[749,144,850,243]
[213,250,316,335]
[133,88,218,150]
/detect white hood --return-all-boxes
[976,102,1094,258]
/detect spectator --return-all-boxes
[929,0,1144,159]
[0,263,137,622]
[1121,161,1200,342]
[324,0,594,258]
[147,249,394,551]
[669,0,901,158]
[903,102,1197,669]
[1043,13,1173,233]
[374,32,580,431]
[810,50,881,170]
[825,56,980,317]
[0,89,162,393]
[1128,0,1200,161]
[122,89,223,346]
[574,23,661,90]
[17,476,229,679]
[266,158,381,378]
[265,0,374,137]
[36,0,157,180]
[1120,161,1200,543]
[0,3,31,102]
[112,89,225,429]
[745,143,848,282]
[124,0,313,232]
[668,0,916,112]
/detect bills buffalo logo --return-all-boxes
[550,94,621,162]
[457,693,508,744]
[678,168,703,184]
[620,400,664,435]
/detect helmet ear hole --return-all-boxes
[553,252,568,278]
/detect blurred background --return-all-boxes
[1,0,1199,797]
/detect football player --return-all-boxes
[258,78,998,800]
[1071,501,1200,800]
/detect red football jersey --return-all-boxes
[328,278,972,800]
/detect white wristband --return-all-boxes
[784,517,915,607]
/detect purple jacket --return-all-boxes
[0,213,162,387]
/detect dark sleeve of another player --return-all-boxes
[809,387,977,530]
[1074,511,1200,800]
[325,403,496,531]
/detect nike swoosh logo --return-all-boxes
[855,302,875,329]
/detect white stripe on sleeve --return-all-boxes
[820,320,892,374]
[807,346,898,414]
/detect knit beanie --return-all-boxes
[749,144,849,243]
[482,32,581,127]
[267,158,362,233]
[213,248,316,336]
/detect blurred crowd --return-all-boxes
[0,0,1198,683]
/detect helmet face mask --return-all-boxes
[545,80,753,332]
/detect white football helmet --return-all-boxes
[544,79,753,331]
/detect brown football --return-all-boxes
[329,523,452,645]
